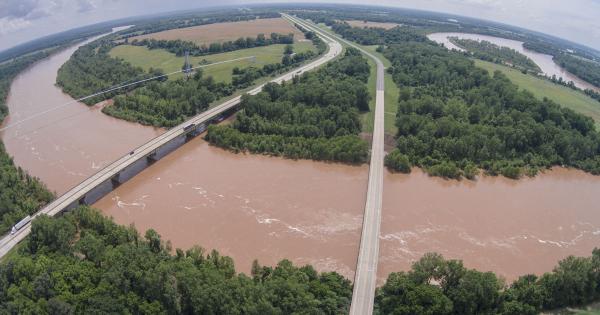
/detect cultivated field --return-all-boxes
[130,18,306,45]
[475,60,600,128]
[109,42,317,83]
[345,20,400,30]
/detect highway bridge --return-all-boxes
[0,20,342,259]
[284,14,386,315]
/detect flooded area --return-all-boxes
[428,32,599,92]
[380,168,600,282]
[3,34,600,284]
[95,137,367,278]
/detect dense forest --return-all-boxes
[131,32,295,57]
[206,49,370,164]
[0,52,56,235]
[448,37,541,73]
[2,207,600,314]
[331,23,600,179]
[375,250,600,315]
[0,207,353,314]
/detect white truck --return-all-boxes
[11,215,31,235]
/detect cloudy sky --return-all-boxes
[1,0,599,52]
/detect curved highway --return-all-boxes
[0,22,343,259]
[284,14,385,315]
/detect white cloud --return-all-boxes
[0,17,32,35]
[0,0,599,52]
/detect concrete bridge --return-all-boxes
[0,20,342,258]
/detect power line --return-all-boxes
[0,56,255,132]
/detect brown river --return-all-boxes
[2,39,600,282]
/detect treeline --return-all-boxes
[332,24,600,179]
[118,12,280,40]
[104,44,320,128]
[0,144,54,235]
[56,41,159,105]
[0,207,352,313]
[555,53,600,88]
[131,32,294,57]
[206,49,370,164]
[331,22,426,46]
[0,52,55,235]
[449,37,541,73]
[376,250,600,315]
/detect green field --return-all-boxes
[109,42,317,83]
[475,59,600,128]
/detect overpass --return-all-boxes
[0,21,343,259]
[284,14,386,315]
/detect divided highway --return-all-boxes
[285,15,386,315]
[0,23,342,259]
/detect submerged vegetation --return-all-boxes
[206,49,371,164]
[448,37,541,73]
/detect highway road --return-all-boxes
[0,23,343,259]
[284,14,385,315]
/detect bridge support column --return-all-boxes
[146,151,157,164]
[111,173,121,188]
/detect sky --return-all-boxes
[0,0,599,52]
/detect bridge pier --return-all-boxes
[111,173,121,188]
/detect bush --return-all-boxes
[428,161,461,179]
[384,149,411,173]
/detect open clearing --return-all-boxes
[345,20,400,30]
[475,59,600,128]
[109,42,316,83]
[130,18,306,45]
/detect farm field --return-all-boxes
[345,20,400,29]
[130,18,306,45]
[109,42,317,83]
[475,59,600,128]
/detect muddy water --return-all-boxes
[428,32,599,92]
[95,137,367,278]
[380,168,600,283]
[0,40,163,194]
[3,32,600,284]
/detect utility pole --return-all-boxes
[183,51,192,78]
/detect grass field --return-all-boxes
[109,42,316,83]
[345,20,400,30]
[475,59,600,128]
[131,18,306,45]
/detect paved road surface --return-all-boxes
[284,14,385,315]
[0,24,343,259]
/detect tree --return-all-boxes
[284,44,294,55]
